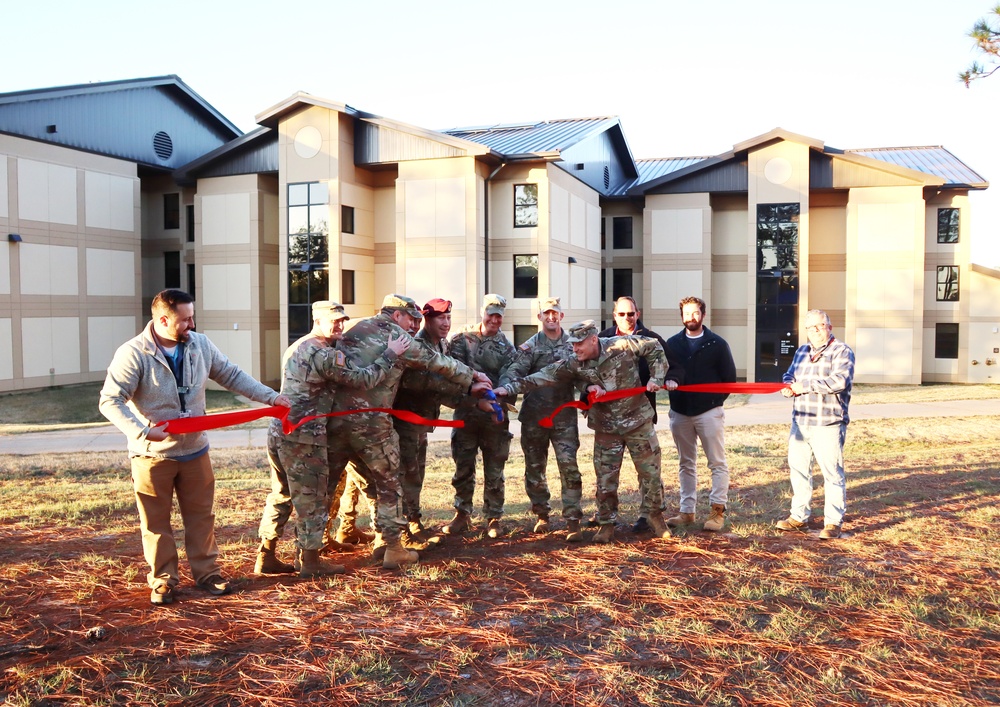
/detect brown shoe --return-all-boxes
[254,538,296,575]
[565,519,583,543]
[666,512,695,528]
[298,549,345,578]
[407,519,436,542]
[646,512,672,539]
[370,532,387,561]
[819,524,842,539]
[382,538,419,570]
[442,510,471,535]
[775,516,809,532]
[401,526,433,551]
[703,504,726,532]
[593,524,615,544]
[336,519,375,545]
[532,515,551,534]
[197,574,232,596]
[486,519,502,539]
[150,583,174,606]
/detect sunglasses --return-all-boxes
[615,312,637,318]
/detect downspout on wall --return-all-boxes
[483,161,506,294]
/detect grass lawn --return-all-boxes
[1,412,999,705]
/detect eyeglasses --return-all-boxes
[805,324,827,332]
[615,312,637,318]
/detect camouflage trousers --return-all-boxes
[328,422,405,542]
[259,435,345,550]
[450,412,511,519]
[592,420,664,525]
[396,419,430,521]
[520,421,582,519]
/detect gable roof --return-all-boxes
[0,75,241,171]
[628,128,987,195]
[443,117,630,160]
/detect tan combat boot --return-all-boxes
[565,519,583,543]
[703,504,726,532]
[647,512,673,539]
[666,511,696,528]
[382,538,419,570]
[371,532,387,561]
[408,519,442,547]
[533,515,551,534]
[298,548,345,578]
[442,510,471,535]
[336,518,375,545]
[254,538,296,575]
[486,518,502,539]
[593,523,615,544]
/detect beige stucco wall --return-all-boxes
[845,185,925,384]
[0,133,141,392]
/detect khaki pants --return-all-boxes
[668,406,729,512]
[131,453,221,588]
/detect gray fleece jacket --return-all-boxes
[99,321,279,458]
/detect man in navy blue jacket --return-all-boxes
[664,296,737,532]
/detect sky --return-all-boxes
[3,0,999,265]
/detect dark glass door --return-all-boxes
[755,204,799,381]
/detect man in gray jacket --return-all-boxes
[100,289,290,606]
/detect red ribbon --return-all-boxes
[158,405,463,435]
[538,382,789,428]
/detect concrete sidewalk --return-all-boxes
[1,396,997,456]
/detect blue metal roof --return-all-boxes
[0,75,241,170]
[844,146,987,188]
[611,157,709,196]
[443,117,621,157]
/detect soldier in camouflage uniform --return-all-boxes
[327,294,490,569]
[444,294,517,539]
[255,301,409,578]
[502,297,583,542]
[497,320,678,544]
[393,298,467,542]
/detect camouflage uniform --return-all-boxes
[503,328,582,520]
[393,330,466,521]
[503,332,668,526]
[327,310,475,542]
[448,321,516,519]
[258,332,398,551]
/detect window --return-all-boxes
[164,251,180,288]
[287,182,330,342]
[600,218,606,250]
[186,205,195,242]
[937,208,960,244]
[755,203,800,382]
[936,266,959,302]
[342,205,355,234]
[341,269,355,305]
[513,325,537,347]
[935,323,959,359]
[514,184,538,227]
[164,193,180,230]
[601,267,607,302]
[612,268,632,300]
[612,217,633,249]
[513,255,539,298]
[187,263,196,299]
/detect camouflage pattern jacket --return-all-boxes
[333,312,475,435]
[270,331,399,447]
[502,329,575,426]
[504,336,667,435]
[394,330,466,420]
[449,324,516,420]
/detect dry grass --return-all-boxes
[2,415,1000,705]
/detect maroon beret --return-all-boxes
[422,298,452,317]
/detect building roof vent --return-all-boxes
[153,131,174,161]
[603,166,610,190]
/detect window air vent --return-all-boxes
[603,166,610,190]
[153,131,174,160]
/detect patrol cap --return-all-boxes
[422,298,452,318]
[482,293,507,316]
[381,293,423,320]
[312,300,350,321]
[566,319,599,343]
[537,296,562,314]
